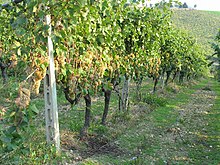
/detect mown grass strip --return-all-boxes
[94,79,211,164]
[188,79,220,164]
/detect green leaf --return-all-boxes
[33,6,37,13]
[29,104,39,114]
[15,28,26,36]
[7,126,16,134]
[61,68,67,76]
[1,136,11,143]
[10,111,16,117]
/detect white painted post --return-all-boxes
[44,13,60,152]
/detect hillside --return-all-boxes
[172,10,220,55]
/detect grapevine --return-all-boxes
[0,0,208,138]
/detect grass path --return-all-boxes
[81,79,220,164]
[2,78,219,164]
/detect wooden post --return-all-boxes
[44,13,60,152]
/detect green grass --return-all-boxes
[172,10,220,55]
[1,77,220,164]
[0,78,66,164]
[207,11,220,16]
[92,79,212,164]
[45,80,220,164]
[188,79,220,164]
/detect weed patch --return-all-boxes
[142,93,168,107]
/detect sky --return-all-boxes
[1,0,220,11]
[179,0,220,11]
[148,0,220,11]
